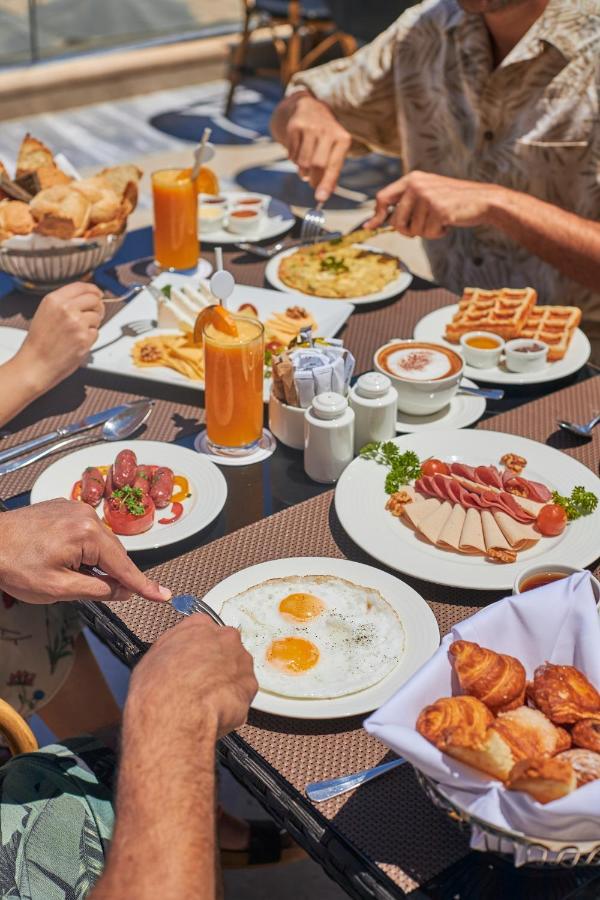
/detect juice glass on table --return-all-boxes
[152,168,199,270]
[203,313,264,455]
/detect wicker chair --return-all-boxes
[224,0,356,116]
[0,698,38,757]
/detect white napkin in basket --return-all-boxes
[365,572,600,859]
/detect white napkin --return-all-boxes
[365,572,600,862]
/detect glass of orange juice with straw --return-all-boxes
[152,168,199,270]
[196,307,264,455]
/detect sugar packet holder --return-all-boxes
[271,333,355,408]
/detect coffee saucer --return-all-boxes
[395,377,486,433]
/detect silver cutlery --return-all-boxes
[557,413,600,438]
[0,401,154,476]
[459,382,504,400]
[171,593,225,626]
[234,231,342,260]
[92,319,156,355]
[306,757,407,803]
[0,402,140,465]
[300,200,326,240]
[102,284,145,305]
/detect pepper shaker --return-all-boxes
[304,392,354,484]
[349,372,398,454]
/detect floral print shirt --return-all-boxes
[290,0,600,342]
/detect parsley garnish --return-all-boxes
[112,485,146,516]
[360,442,421,494]
[551,486,598,520]
[320,255,349,275]
[161,284,172,299]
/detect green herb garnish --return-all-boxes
[360,442,421,494]
[551,486,598,520]
[320,255,349,275]
[161,284,172,299]
[112,485,146,516]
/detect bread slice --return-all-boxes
[16,133,55,175]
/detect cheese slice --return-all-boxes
[156,284,214,333]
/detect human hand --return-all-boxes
[129,616,258,738]
[366,171,502,238]
[275,92,351,202]
[0,499,170,604]
[17,282,104,393]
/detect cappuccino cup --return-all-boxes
[374,340,464,415]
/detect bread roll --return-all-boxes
[528,663,600,725]
[30,185,91,239]
[506,757,576,804]
[558,749,600,787]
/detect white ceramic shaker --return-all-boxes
[304,392,355,484]
[348,372,398,454]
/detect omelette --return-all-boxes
[278,228,400,299]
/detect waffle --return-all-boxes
[519,305,581,361]
[444,287,537,342]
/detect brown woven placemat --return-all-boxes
[0,376,204,498]
[100,374,599,894]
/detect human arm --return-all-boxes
[0,282,104,428]
[90,617,258,900]
[0,498,170,603]
[366,171,600,291]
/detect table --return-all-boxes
[1,225,600,900]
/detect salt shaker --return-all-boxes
[304,392,355,484]
[349,372,398,454]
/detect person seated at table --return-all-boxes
[271,0,600,361]
[0,281,121,748]
[0,501,301,897]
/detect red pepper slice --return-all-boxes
[71,480,83,501]
[158,501,183,525]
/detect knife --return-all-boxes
[0,402,134,465]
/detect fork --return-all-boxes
[171,593,225,626]
[92,320,156,354]
[300,200,325,240]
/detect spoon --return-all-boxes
[557,413,600,438]
[459,381,504,400]
[0,401,154,476]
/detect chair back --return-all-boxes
[0,698,38,756]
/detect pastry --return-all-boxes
[72,178,123,225]
[30,185,91,239]
[0,199,34,237]
[528,663,600,724]
[572,719,600,753]
[444,287,537,343]
[506,757,576,804]
[417,695,516,781]
[15,133,55,175]
[494,705,571,759]
[558,749,600,787]
[96,164,142,212]
[449,640,526,713]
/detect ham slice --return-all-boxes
[420,501,453,545]
[492,510,540,550]
[481,509,511,552]
[502,470,552,503]
[437,503,466,551]
[415,474,536,523]
[402,497,441,530]
[459,507,486,553]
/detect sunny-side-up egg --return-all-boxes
[218,575,405,699]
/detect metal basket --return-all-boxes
[415,768,600,867]
[0,231,126,293]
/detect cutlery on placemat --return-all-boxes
[0,401,154,477]
[306,757,407,802]
[558,413,600,438]
[459,382,504,400]
[171,593,225,626]
[0,400,150,466]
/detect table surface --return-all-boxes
[2,224,600,900]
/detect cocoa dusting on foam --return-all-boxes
[397,350,434,373]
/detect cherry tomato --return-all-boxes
[158,502,184,526]
[266,341,284,354]
[420,458,450,478]
[103,494,155,536]
[71,480,82,501]
[536,503,567,536]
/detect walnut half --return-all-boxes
[486,547,517,564]
[501,453,527,473]
[385,491,413,517]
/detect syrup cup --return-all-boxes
[460,331,504,369]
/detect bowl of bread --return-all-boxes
[0,134,142,292]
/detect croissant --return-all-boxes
[494,706,571,760]
[417,696,515,781]
[449,640,526,713]
[572,719,600,753]
[558,749,600,787]
[527,663,600,725]
[506,757,576,804]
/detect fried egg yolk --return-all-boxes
[278,592,325,622]
[266,637,320,674]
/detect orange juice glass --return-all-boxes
[152,168,199,270]
[203,314,264,454]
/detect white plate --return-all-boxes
[0,326,26,363]
[200,191,294,245]
[396,377,485,433]
[202,557,439,719]
[89,271,354,401]
[30,439,227,553]
[265,244,413,306]
[414,304,591,385]
[335,430,600,591]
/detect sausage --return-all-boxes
[81,466,105,507]
[133,465,152,495]
[112,449,137,488]
[104,465,114,498]
[150,466,174,509]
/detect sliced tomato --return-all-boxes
[71,480,82,501]
[536,503,568,536]
[420,458,450,478]
[158,502,184,525]
[103,493,155,535]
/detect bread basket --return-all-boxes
[0,231,126,293]
[415,768,600,867]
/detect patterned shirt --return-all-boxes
[291,0,600,342]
